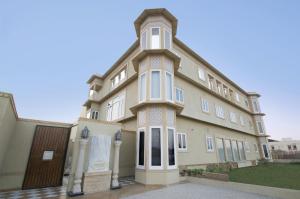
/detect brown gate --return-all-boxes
[23,125,70,189]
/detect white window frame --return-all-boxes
[149,126,163,170]
[141,30,148,50]
[106,92,126,121]
[164,29,172,49]
[235,93,240,102]
[262,144,270,159]
[151,27,160,49]
[165,71,174,102]
[256,121,265,134]
[175,87,184,104]
[91,110,99,120]
[230,112,237,123]
[111,67,127,89]
[177,132,187,152]
[206,136,214,152]
[136,128,146,169]
[167,127,177,169]
[201,98,210,113]
[138,72,147,103]
[150,69,162,100]
[198,68,206,81]
[215,105,225,119]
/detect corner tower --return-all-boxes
[131,9,182,185]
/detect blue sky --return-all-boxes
[1,1,299,140]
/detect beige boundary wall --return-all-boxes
[0,92,73,190]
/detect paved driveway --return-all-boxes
[122,183,278,199]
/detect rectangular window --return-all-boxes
[106,93,125,121]
[216,138,225,162]
[165,72,173,101]
[224,139,234,161]
[293,145,297,150]
[216,81,222,95]
[137,129,145,168]
[232,140,240,161]
[91,111,99,120]
[253,101,260,112]
[249,120,254,129]
[262,144,270,159]
[257,121,264,134]
[238,141,246,160]
[168,128,176,167]
[175,87,184,103]
[223,85,229,98]
[206,136,214,152]
[198,68,206,81]
[178,133,187,151]
[244,141,250,152]
[235,93,240,102]
[111,68,126,89]
[244,99,249,107]
[215,105,224,119]
[208,75,214,90]
[139,73,146,102]
[240,115,245,126]
[151,71,161,99]
[150,127,162,168]
[230,112,237,123]
[164,30,171,49]
[151,27,160,49]
[201,98,209,113]
[141,31,147,49]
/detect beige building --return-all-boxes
[82,8,270,185]
[269,138,300,152]
[0,8,270,193]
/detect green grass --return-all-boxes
[229,163,300,190]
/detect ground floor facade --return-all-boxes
[0,92,270,194]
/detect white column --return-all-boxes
[72,139,88,194]
[111,140,122,189]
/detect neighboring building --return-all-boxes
[269,138,300,152]
[0,8,271,192]
[83,8,270,185]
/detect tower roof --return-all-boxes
[134,8,178,37]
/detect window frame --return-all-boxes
[141,30,148,50]
[201,98,210,113]
[177,132,187,152]
[262,144,270,159]
[167,127,177,169]
[151,27,160,49]
[150,69,162,100]
[165,71,174,102]
[206,136,214,152]
[138,72,147,103]
[136,128,146,169]
[91,110,99,120]
[175,87,184,104]
[198,67,206,81]
[215,104,225,119]
[164,29,172,49]
[149,126,163,170]
[256,121,265,134]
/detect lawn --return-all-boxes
[229,163,300,190]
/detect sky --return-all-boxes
[0,1,300,140]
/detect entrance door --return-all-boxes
[23,125,70,189]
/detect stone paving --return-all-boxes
[122,183,279,199]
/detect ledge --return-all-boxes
[132,49,181,72]
[130,101,184,115]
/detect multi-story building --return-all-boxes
[82,8,270,185]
